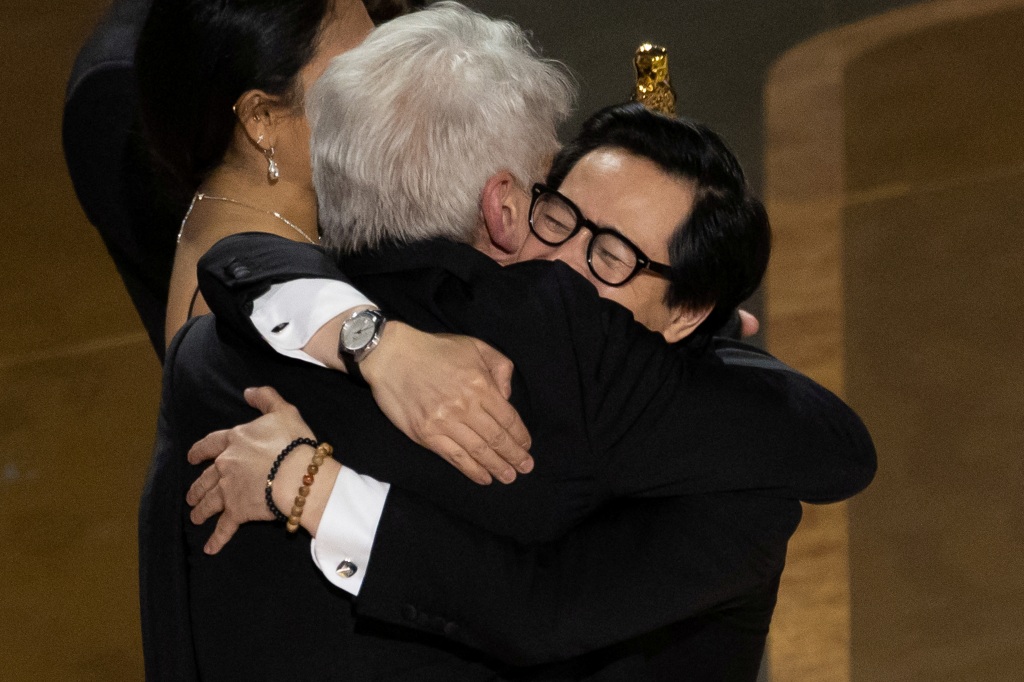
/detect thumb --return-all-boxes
[244,386,289,415]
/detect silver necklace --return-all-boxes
[178,192,319,245]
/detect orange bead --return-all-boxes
[302,474,315,486]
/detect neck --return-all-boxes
[201,163,319,236]
[477,243,520,267]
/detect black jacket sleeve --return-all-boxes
[354,488,801,666]
[197,233,351,349]
[63,0,181,359]
[455,260,876,505]
[198,233,875,513]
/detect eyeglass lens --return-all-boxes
[531,192,641,285]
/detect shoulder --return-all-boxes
[200,233,343,291]
[483,259,644,333]
[66,0,151,100]
[499,259,601,302]
[163,315,220,394]
[164,314,261,402]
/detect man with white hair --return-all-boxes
[151,4,873,680]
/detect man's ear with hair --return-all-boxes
[661,303,713,344]
[477,171,530,265]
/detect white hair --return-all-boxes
[307,1,575,253]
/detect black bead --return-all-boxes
[265,437,320,523]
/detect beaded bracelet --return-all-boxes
[286,442,334,533]
[266,437,318,523]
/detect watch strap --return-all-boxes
[340,351,367,386]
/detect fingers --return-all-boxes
[204,515,241,555]
[473,340,515,399]
[244,386,289,415]
[444,422,522,485]
[186,466,248,554]
[189,481,224,526]
[481,398,533,473]
[423,434,494,486]
[738,309,760,338]
[186,463,221,506]
[467,395,532,475]
[463,340,532,474]
[188,429,231,465]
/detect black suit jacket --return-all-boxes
[140,234,874,680]
[63,0,183,358]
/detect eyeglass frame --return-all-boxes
[528,183,673,287]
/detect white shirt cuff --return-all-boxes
[251,279,374,366]
[309,466,390,596]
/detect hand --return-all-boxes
[360,322,533,486]
[738,309,760,338]
[185,386,320,554]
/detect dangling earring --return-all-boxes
[263,146,280,182]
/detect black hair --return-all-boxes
[547,102,771,339]
[136,0,331,195]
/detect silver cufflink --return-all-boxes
[336,560,358,578]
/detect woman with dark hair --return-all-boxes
[135,0,532,485]
[63,0,427,355]
[137,0,374,341]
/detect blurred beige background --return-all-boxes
[2,0,1021,679]
[1,2,161,678]
[765,1,1024,679]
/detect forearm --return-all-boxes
[599,360,876,503]
[449,261,876,505]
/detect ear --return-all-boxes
[233,89,288,150]
[478,171,529,261]
[661,303,713,344]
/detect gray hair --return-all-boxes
[307,1,575,253]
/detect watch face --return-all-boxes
[343,314,377,351]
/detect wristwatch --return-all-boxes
[338,308,387,382]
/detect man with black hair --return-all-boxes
[527,103,769,343]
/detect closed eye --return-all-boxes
[595,245,627,266]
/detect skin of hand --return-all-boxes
[186,386,340,554]
[304,313,533,485]
[738,309,759,338]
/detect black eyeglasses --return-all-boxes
[529,184,673,287]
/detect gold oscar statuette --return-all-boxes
[632,43,676,116]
